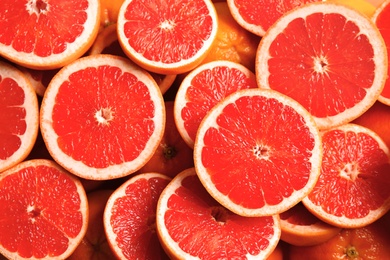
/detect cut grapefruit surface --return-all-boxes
[174,60,258,148]
[227,0,317,36]
[0,159,88,260]
[303,123,390,228]
[104,173,171,260]
[256,2,388,130]
[372,0,390,105]
[279,202,341,246]
[40,54,165,180]
[89,23,177,95]
[0,61,39,173]
[156,168,281,259]
[194,88,322,217]
[117,0,218,74]
[0,0,100,70]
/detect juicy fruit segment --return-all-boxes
[0,61,39,173]
[372,0,390,105]
[194,89,322,217]
[174,60,258,148]
[256,2,388,130]
[0,159,88,259]
[104,173,171,259]
[0,0,100,70]
[117,0,218,74]
[156,168,281,259]
[303,124,390,228]
[279,202,342,246]
[40,54,165,180]
[88,23,177,95]
[227,0,318,36]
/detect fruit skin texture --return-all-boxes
[326,0,376,16]
[68,189,116,260]
[137,101,194,179]
[199,2,261,72]
[99,0,124,27]
[280,203,342,246]
[287,219,390,260]
[352,101,390,149]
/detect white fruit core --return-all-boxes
[27,204,41,224]
[313,56,329,74]
[95,107,114,125]
[159,20,176,31]
[26,0,49,15]
[340,162,359,181]
[252,144,270,160]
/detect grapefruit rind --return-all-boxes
[103,172,171,260]
[174,60,257,149]
[116,0,219,75]
[302,123,390,228]
[0,159,88,260]
[156,168,281,259]
[280,218,342,247]
[372,0,390,106]
[279,203,342,247]
[226,0,269,37]
[193,88,322,217]
[0,61,39,173]
[0,0,101,70]
[256,2,388,130]
[40,54,165,180]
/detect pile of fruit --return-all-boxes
[1,0,389,259]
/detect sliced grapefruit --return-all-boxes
[227,0,317,36]
[279,202,341,246]
[256,2,388,130]
[104,173,171,259]
[156,168,281,259]
[0,159,88,259]
[117,0,218,74]
[40,54,165,180]
[0,61,39,173]
[372,0,390,105]
[0,0,100,70]
[89,23,177,94]
[303,123,390,228]
[174,60,258,148]
[193,88,322,217]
